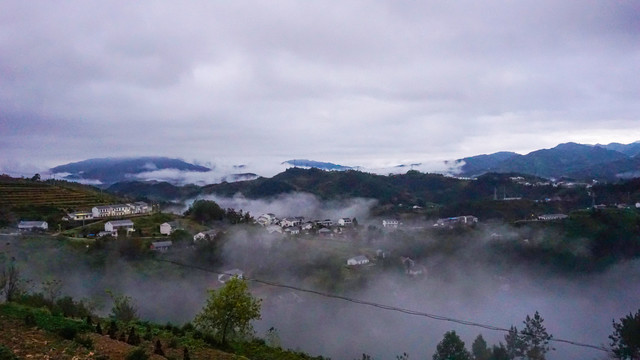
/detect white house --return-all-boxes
[256,213,277,226]
[301,222,314,231]
[266,225,283,234]
[18,221,48,231]
[338,218,353,226]
[284,226,301,235]
[104,220,134,233]
[193,229,218,242]
[280,217,304,228]
[434,215,478,228]
[347,255,369,266]
[218,269,244,283]
[150,240,172,252]
[67,211,93,221]
[382,219,399,228]
[316,219,333,227]
[130,201,150,214]
[538,214,568,221]
[160,222,179,235]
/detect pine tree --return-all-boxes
[433,331,471,360]
[472,334,491,360]
[520,311,552,360]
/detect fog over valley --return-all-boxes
[2,192,638,359]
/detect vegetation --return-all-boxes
[433,331,470,360]
[194,277,262,344]
[610,309,640,360]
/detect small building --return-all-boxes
[266,225,283,234]
[150,240,172,252]
[218,269,244,283]
[347,255,369,266]
[538,214,568,221]
[301,222,314,231]
[193,229,218,242]
[160,222,180,235]
[18,221,48,231]
[316,219,333,227]
[280,217,304,228]
[67,211,93,221]
[104,220,134,233]
[434,215,478,228]
[256,213,277,226]
[130,201,151,214]
[284,226,301,235]
[338,218,353,226]
[318,228,332,237]
[382,219,399,228]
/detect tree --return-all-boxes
[520,311,552,360]
[1,262,24,302]
[184,200,225,224]
[504,326,524,359]
[489,344,509,360]
[472,334,491,360]
[31,173,40,181]
[193,277,261,344]
[106,290,138,323]
[433,331,471,360]
[610,309,640,359]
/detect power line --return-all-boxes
[155,258,609,353]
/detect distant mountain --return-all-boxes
[455,151,519,177]
[51,157,210,185]
[599,141,640,157]
[456,142,639,180]
[282,159,354,171]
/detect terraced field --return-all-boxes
[0,177,120,210]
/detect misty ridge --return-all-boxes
[2,190,639,360]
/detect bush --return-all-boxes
[74,334,94,349]
[125,347,149,360]
[57,325,78,340]
[0,344,18,360]
[24,312,37,327]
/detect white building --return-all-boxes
[193,229,218,242]
[280,217,304,228]
[91,202,151,218]
[67,211,93,221]
[538,214,568,221]
[160,222,179,235]
[347,255,369,266]
[338,218,353,226]
[104,220,134,233]
[256,213,277,226]
[18,221,48,231]
[218,269,244,283]
[382,219,399,228]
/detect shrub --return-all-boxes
[168,337,178,348]
[74,335,94,349]
[24,312,37,327]
[0,344,18,360]
[125,347,149,360]
[57,325,78,340]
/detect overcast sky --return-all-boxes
[1,1,639,174]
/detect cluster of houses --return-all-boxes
[256,213,359,236]
[65,202,151,221]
